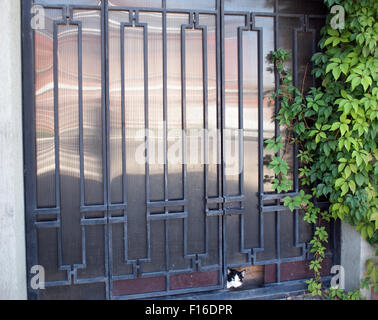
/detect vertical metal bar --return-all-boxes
[120,26,127,212]
[275,12,281,276]
[293,26,299,193]
[53,20,63,270]
[274,0,280,141]
[293,207,306,258]
[120,22,132,269]
[163,11,168,204]
[181,22,187,206]
[77,20,87,270]
[165,219,170,288]
[236,16,253,264]
[237,25,244,201]
[216,0,223,286]
[257,23,265,259]
[22,0,39,300]
[181,15,189,279]
[274,0,281,281]
[119,20,127,269]
[162,10,169,282]
[142,18,153,271]
[219,0,227,282]
[103,0,111,300]
[54,15,72,279]
[202,22,209,256]
[276,211,281,282]
[143,21,150,205]
[294,20,309,259]
[292,21,307,263]
[77,21,84,209]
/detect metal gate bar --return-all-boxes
[22,0,337,300]
[106,2,223,299]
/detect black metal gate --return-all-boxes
[22,0,335,300]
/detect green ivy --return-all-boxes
[312,0,377,244]
[264,0,378,298]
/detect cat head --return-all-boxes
[226,268,246,289]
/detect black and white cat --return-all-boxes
[226,269,246,289]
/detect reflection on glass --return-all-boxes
[38,0,101,5]
[35,9,61,208]
[34,7,105,274]
[123,25,147,260]
[139,12,164,202]
[224,0,274,12]
[199,14,218,199]
[224,15,254,266]
[242,30,259,250]
[166,0,215,10]
[57,23,82,265]
[185,27,205,254]
[108,10,129,204]
[108,10,147,260]
[108,0,162,7]
[224,15,244,196]
[73,10,104,205]
[166,13,188,201]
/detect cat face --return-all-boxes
[226,269,246,289]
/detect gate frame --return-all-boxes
[21,0,341,300]
[22,0,39,301]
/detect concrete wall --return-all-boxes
[341,221,376,299]
[0,0,27,300]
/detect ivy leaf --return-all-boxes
[340,63,349,75]
[367,225,374,239]
[361,77,372,91]
[351,77,361,91]
[341,182,349,197]
[344,166,352,179]
[335,177,345,188]
[348,180,356,194]
[330,122,340,131]
[338,163,346,172]
[324,37,335,47]
[340,124,349,136]
[326,62,338,74]
[323,143,330,156]
[346,73,357,83]
[355,173,365,186]
[332,67,342,80]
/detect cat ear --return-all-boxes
[240,270,246,278]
